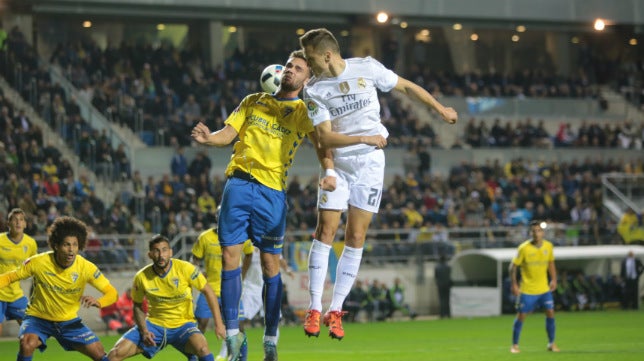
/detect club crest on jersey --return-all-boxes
[358,78,366,88]
[23,246,28,253]
[282,106,294,118]
[172,277,179,288]
[320,194,328,204]
[71,272,79,283]
[339,81,350,94]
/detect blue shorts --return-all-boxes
[194,294,221,320]
[516,292,554,313]
[219,176,286,254]
[19,316,101,352]
[122,320,201,358]
[195,294,248,321]
[0,296,28,322]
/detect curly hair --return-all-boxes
[48,216,88,251]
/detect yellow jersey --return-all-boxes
[512,240,555,295]
[225,93,314,191]
[191,229,253,296]
[8,251,112,321]
[0,232,38,302]
[132,259,206,328]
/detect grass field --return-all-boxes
[1,310,643,361]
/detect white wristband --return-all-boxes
[325,169,337,178]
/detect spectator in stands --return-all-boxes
[387,278,417,319]
[170,146,188,178]
[554,270,573,311]
[620,251,644,309]
[343,280,370,323]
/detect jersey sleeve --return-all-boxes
[367,57,398,92]
[86,261,111,291]
[242,239,254,256]
[512,245,525,266]
[131,272,146,303]
[186,262,208,291]
[192,234,205,259]
[303,89,330,127]
[225,95,251,131]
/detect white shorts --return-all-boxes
[318,149,385,213]
[240,283,263,320]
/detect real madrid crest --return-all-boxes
[339,81,350,94]
[358,78,366,88]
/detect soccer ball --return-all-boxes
[260,64,284,93]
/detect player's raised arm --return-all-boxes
[393,76,457,125]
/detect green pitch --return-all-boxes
[1,310,642,360]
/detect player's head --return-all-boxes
[7,208,27,235]
[48,216,88,266]
[299,28,340,76]
[278,49,310,93]
[148,234,172,270]
[529,220,544,241]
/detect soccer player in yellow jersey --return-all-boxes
[107,235,225,361]
[0,208,37,336]
[0,216,118,361]
[191,227,253,361]
[192,50,367,361]
[509,220,559,354]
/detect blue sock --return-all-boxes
[101,355,109,361]
[199,354,214,361]
[221,268,242,330]
[512,319,523,345]
[17,355,32,361]
[546,317,555,343]
[263,273,283,337]
[239,341,248,361]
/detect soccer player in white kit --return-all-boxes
[299,28,458,340]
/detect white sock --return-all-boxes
[329,246,363,311]
[264,335,278,344]
[219,339,228,357]
[308,239,331,311]
[226,329,240,337]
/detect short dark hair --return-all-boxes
[530,220,542,227]
[149,234,170,250]
[299,28,340,53]
[7,208,25,221]
[48,216,88,251]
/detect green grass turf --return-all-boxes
[1,310,643,360]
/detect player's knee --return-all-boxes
[344,230,366,246]
[316,226,336,244]
[106,344,126,361]
[19,335,40,353]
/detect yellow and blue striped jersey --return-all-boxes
[132,259,206,328]
[225,93,314,191]
[191,229,253,296]
[512,240,555,295]
[0,232,37,302]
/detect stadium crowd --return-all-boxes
[0,25,643,269]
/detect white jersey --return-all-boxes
[304,57,398,157]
